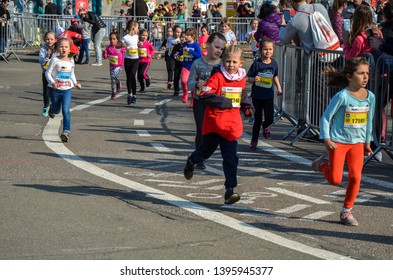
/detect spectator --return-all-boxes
[176,1,188,29]
[67,18,82,48]
[244,2,255,17]
[146,0,156,16]
[129,0,148,18]
[342,0,376,21]
[329,0,348,46]
[78,8,107,66]
[0,0,10,55]
[280,0,333,53]
[212,4,222,18]
[44,0,60,15]
[232,0,251,41]
[255,3,284,44]
[191,2,201,18]
[63,2,72,15]
[342,5,381,60]
[36,0,44,15]
[380,2,393,39]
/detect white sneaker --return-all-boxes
[91,63,103,66]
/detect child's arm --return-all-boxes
[187,43,202,59]
[187,62,198,91]
[273,76,282,95]
[148,41,155,58]
[71,61,81,89]
[45,58,56,87]
[102,46,109,59]
[199,73,232,109]
[38,46,51,67]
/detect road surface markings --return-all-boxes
[324,190,376,204]
[134,119,144,126]
[42,98,353,260]
[154,99,172,106]
[139,109,154,114]
[267,187,331,204]
[151,142,172,152]
[299,211,335,221]
[275,204,310,214]
[136,130,151,137]
[192,179,224,185]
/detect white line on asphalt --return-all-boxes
[158,184,198,189]
[145,179,184,183]
[42,102,352,260]
[136,130,151,137]
[154,99,172,106]
[275,204,310,214]
[241,133,393,191]
[267,187,331,204]
[192,179,224,185]
[299,211,335,221]
[150,142,172,152]
[139,109,154,114]
[134,119,144,126]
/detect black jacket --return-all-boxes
[82,12,107,36]
[44,3,60,15]
[129,0,148,17]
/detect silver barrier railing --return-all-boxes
[0,19,20,62]
[364,54,393,164]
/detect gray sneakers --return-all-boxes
[340,210,359,226]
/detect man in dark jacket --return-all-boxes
[44,0,60,15]
[128,0,148,18]
[78,8,107,66]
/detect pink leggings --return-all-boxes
[320,142,364,209]
[181,68,190,95]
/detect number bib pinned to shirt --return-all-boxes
[138,48,147,57]
[255,71,273,88]
[344,106,369,128]
[126,48,138,58]
[108,55,118,65]
[222,87,242,108]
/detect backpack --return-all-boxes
[299,4,341,62]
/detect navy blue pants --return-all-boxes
[189,133,238,189]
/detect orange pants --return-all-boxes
[320,142,364,209]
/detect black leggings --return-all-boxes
[251,97,274,142]
[166,57,175,82]
[42,72,50,107]
[173,62,182,93]
[124,58,139,95]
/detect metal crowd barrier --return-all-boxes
[0,19,20,63]
[6,14,258,54]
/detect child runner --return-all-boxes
[220,18,237,46]
[175,28,202,103]
[245,18,259,59]
[198,24,209,57]
[187,32,227,169]
[312,57,375,226]
[102,31,126,100]
[183,45,253,205]
[171,31,186,97]
[137,29,155,93]
[38,31,56,117]
[163,25,181,90]
[45,37,82,142]
[247,38,283,151]
[122,20,139,105]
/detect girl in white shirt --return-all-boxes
[45,37,81,142]
[122,20,139,104]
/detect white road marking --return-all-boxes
[324,190,377,204]
[136,130,151,137]
[139,109,154,114]
[241,133,393,191]
[154,99,172,106]
[151,142,172,152]
[42,101,353,260]
[145,179,184,183]
[158,183,198,189]
[192,179,224,185]
[267,187,331,204]
[276,204,310,214]
[134,119,144,126]
[205,185,225,190]
[299,211,335,221]
[148,163,178,169]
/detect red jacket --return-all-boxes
[199,70,247,141]
[57,30,81,55]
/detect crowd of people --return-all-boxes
[32,0,393,226]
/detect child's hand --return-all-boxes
[147,54,151,58]
[196,80,205,88]
[277,90,283,96]
[52,82,59,89]
[364,144,373,156]
[75,83,82,89]
[138,42,143,48]
[47,49,52,56]
[255,76,261,83]
[324,139,337,151]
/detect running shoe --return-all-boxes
[340,210,359,226]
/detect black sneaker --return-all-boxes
[60,132,69,143]
[127,95,132,105]
[49,112,55,118]
[224,188,240,205]
[131,95,137,103]
[174,91,179,96]
[183,157,195,180]
[139,89,146,93]
[146,77,151,87]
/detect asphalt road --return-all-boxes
[1,54,392,260]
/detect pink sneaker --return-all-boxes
[340,210,359,226]
[263,127,271,138]
[249,141,257,151]
[311,155,328,172]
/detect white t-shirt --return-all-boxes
[122,34,139,59]
[45,56,77,90]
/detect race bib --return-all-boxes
[344,106,369,128]
[108,55,118,65]
[222,87,242,108]
[126,48,138,55]
[138,48,147,57]
[255,71,273,88]
[43,61,50,69]
[56,71,71,81]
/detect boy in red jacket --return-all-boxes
[183,45,253,205]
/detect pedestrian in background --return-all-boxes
[312,57,375,226]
